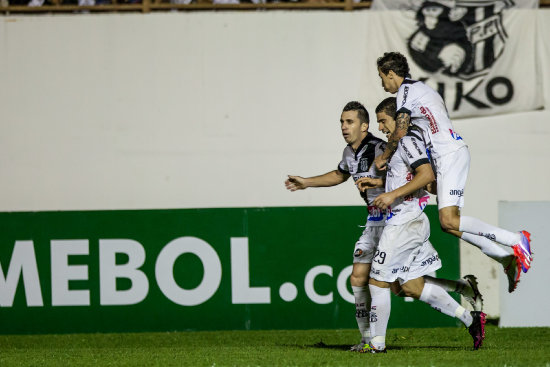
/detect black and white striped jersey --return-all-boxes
[337,133,387,226]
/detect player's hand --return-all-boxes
[425,181,437,195]
[285,175,307,191]
[374,155,387,171]
[355,177,384,192]
[373,192,396,210]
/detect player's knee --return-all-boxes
[400,284,422,299]
[439,214,459,232]
[350,273,368,287]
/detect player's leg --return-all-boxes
[361,224,401,354]
[349,226,382,351]
[424,274,484,311]
[436,147,532,271]
[401,277,486,350]
[365,278,390,353]
[439,214,523,292]
[350,262,371,351]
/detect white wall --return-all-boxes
[499,202,550,327]
[1,10,549,317]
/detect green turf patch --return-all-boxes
[1,326,548,367]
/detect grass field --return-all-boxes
[1,326,549,367]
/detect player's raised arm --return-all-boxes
[285,170,349,192]
[374,112,410,170]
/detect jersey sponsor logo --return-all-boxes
[386,207,394,221]
[402,143,414,159]
[367,205,385,222]
[449,189,464,197]
[392,266,410,274]
[420,106,440,134]
[411,138,424,155]
[421,254,440,267]
[449,129,463,140]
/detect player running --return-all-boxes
[373,52,531,292]
[355,97,486,353]
[285,101,483,352]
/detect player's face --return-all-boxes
[378,68,399,94]
[377,111,396,138]
[340,110,367,148]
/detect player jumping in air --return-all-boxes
[373,52,532,293]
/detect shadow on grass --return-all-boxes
[305,341,467,351]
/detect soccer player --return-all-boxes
[373,52,531,292]
[285,101,483,351]
[356,97,485,353]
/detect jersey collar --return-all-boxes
[351,133,372,159]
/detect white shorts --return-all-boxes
[353,225,384,264]
[435,146,470,209]
[370,213,442,284]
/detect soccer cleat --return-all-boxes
[461,275,484,312]
[512,230,532,273]
[360,342,387,354]
[468,311,486,350]
[350,342,366,352]
[504,255,522,293]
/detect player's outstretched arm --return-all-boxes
[374,112,411,170]
[285,170,349,192]
[355,177,384,192]
[373,163,434,209]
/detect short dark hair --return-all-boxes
[377,52,411,78]
[375,97,397,118]
[342,101,369,125]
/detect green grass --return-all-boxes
[1,326,549,367]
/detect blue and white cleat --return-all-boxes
[512,231,532,273]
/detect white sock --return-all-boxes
[424,276,461,293]
[352,286,371,342]
[419,283,473,327]
[461,232,513,264]
[368,285,391,350]
[459,216,519,247]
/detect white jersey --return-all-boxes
[338,133,387,226]
[385,128,431,226]
[396,78,467,161]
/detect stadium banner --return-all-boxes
[366,0,543,118]
[0,206,458,335]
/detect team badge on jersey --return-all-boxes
[359,157,371,172]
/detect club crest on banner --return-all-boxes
[370,0,542,118]
[408,0,512,80]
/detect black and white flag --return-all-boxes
[365,0,542,118]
